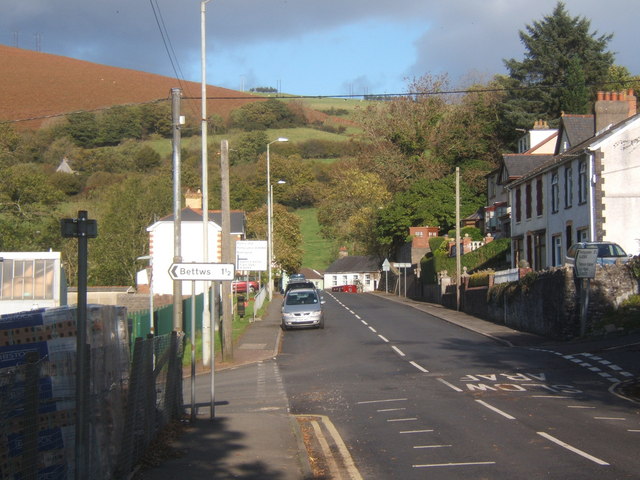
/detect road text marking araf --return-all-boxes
[459,373,582,394]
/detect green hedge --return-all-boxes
[420,237,510,284]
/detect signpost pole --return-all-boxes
[190,281,196,422]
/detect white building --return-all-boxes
[143,191,246,295]
[509,90,639,268]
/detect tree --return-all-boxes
[66,111,99,148]
[376,175,484,255]
[503,2,614,125]
[316,165,390,255]
[90,174,172,286]
[246,203,303,274]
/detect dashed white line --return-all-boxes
[475,400,516,420]
[410,361,429,373]
[387,417,417,422]
[568,405,596,409]
[628,429,640,433]
[400,429,434,434]
[537,431,609,466]
[391,346,406,357]
[594,417,626,421]
[368,326,377,333]
[437,378,463,392]
[361,320,368,326]
[377,408,406,412]
[413,461,496,468]
[357,398,408,405]
[413,444,452,449]
[378,334,389,343]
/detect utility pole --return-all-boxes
[171,88,183,330]
[201,0,212,366]
[220,140,233,361]
[455,167,461,311]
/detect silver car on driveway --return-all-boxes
[281,288,325,330]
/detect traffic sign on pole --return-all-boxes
[168,263,235,281]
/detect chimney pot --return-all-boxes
[604,92,611,101]
[597,91,604,101]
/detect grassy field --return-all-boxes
[296,207,335,271]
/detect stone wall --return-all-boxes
[410,263,638,340]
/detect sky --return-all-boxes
[3,1,639,98]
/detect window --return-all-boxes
[515,187,522,222]
[577,228,589,243]
[578,160,587,204]
[536,178,543,216]
[365,274,371,286]
[332,275,337,286]
[525,183,532,219]
[551,172,559,213]
[552,235,562,266]
[513,237,524,267]
[0,259,56,300]
[534,231,546,270]
[564,166,573,208]
[342,275,348,285]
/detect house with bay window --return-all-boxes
[508,90,639,269]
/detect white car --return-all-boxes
[281,288,325,330]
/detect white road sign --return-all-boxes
[236,240,268,271]
[168,263,235,281]
[393,262,412,268]
[574,248,598,279]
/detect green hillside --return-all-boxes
[296,208,335,271]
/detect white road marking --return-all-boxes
[409,361,429,373]
[594,417,626,421]
[628,429,640,433]
[413,461,496,468]
[400,429,434,434]
[537,431,609,466]
[361,320,368,326]
[413,444,452,449]
[387,417,417,422]
[377,408,406,412]
[475,400,516,420]
[391,346,406,357]
[437,378,463,392]
[368,326,377,333]
[357,398,408,405]
[531,395,571,399]
[568,405,596,409]
[378,334,389,343]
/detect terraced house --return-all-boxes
[508,90,639,269]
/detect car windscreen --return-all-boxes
[597,244,626,257]
[285,292,318,305]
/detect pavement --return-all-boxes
[136,291,640,479]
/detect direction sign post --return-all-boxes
[574,248,598,336]
[168,263,235,282]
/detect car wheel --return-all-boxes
[281,322,288,331]
[318,318,325,329]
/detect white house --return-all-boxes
[143,192,246,295]
[508,90,639,268]
[323,255,381,292]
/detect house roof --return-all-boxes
[501,154,554,181]
[324,256,381,274]
[299,267,324,280]
[154,207,246,234]
[555,115,594,154]
[509,112,640,187]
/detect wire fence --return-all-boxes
[0,305,185,480]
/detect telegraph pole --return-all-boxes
[220,140,233,361]
[171,88,183,330]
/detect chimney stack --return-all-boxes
[595,89,637,132]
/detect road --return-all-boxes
[277,292,640,479]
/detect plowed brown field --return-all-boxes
[1,44,260,130]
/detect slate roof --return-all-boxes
[299,267,324,280]
[324,256,381,274]
[501,154,554,181]
[157,207,246,235]
[510,112,640,187]
[555,115,594,154]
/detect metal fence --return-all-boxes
[0,319,184,479]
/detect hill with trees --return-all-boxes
[1,2,638,287]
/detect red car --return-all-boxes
[232,280,259,293]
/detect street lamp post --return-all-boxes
[266,137,288,300]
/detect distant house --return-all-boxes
[298,267,325,290]
[56,157,75,174]
[509,90,640,268]
[323,255,381,292]
[143,191,246,295]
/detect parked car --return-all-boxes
[284,281,317,294]
[288,273,306,283]
[281,288,325,330]
[565,241,631,266]
[232,280,260,293]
